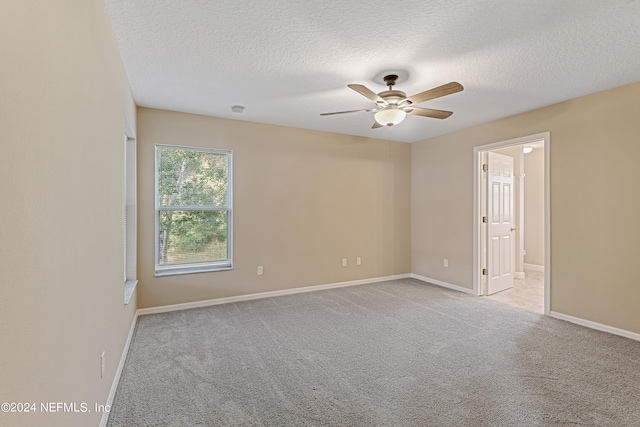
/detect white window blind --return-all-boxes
[124,136,137,301]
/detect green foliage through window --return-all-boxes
[156,146,232,270]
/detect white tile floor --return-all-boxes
[485,269,545,313]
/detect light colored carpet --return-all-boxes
[107,279,640,426]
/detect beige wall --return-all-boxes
[412,81,640,334]
[524,147,545,267]
[137,108,411,308]
[0,2,137,426]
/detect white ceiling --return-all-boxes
[104,0,640,143]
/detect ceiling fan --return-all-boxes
[321,74,463,128]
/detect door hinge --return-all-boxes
[482,268,488,276]
[482,216,487,223]
[482,163,488,172]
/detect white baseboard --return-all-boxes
[100,312,139,427]
[514,271,525,279]
[137,274,412,316]
[410,274,474,295]
[549,311,640,342]
[524,263,544,272]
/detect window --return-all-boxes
[155,145,233,275]
[124,135,137,303]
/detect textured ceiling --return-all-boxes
[104,0,640,143]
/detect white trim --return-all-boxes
[524,263,545,272]
[410,274,475,294]
[124,279,137,305]
[137,274,412,316]
[99,312,139,427]
[517,149,525,276]
[473,148,480,295]
[549,311,640,342]
[473,132,551,315]
[155,263,233,277]
[543,132,551,315]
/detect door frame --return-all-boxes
[472,132,551,314]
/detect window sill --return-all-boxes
[124,280,138,305]
[155,264,233,277]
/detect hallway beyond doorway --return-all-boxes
[485,269,544,313]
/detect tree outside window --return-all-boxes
[155,145,232,275]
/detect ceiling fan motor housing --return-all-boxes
[378,90,407,105]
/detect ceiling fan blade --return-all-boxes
[372,121,383,129]
[348,84,386,105]
[320,108,376,116]
[406,108,453,119]
[403,82,463,106]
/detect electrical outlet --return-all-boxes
[444,259,449,267]
[356,257,361,265]
[342,258,347,267]
[101,351,105,379]
[257,265,264,276]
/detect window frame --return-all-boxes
[154,144,233,276]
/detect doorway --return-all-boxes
[473,132,550,314]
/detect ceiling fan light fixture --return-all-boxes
[321,76,463,129]
[374,108,406,126]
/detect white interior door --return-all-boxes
[486,152,515,295]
